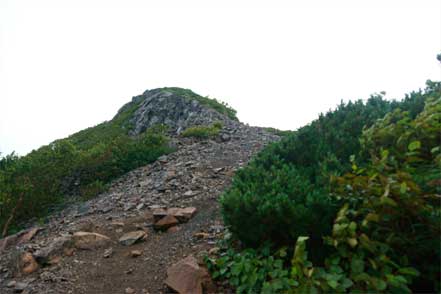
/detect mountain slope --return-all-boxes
[0,89,279,294]
[0,88,240,236]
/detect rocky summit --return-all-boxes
[0,88,279,294]
[119,88,239,135]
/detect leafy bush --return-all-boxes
[206,243,297,294]
[181,123,222,139]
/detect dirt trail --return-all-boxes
[0,125,278,294]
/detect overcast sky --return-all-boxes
[1,0,440,156]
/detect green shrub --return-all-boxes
[220,94,408,253]
[221,159,337,261]
[217,81,440,293]
[181,123,222,139]
[0,124,173,235]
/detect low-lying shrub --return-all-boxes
[181,122,222,139]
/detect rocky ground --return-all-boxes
[0,123,279,294]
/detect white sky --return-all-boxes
[1,0,440,156]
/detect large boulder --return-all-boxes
[165,255,210,294]
[73,232,111,250]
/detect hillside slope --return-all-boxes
[0,88,239,236]
[0,89,278,294]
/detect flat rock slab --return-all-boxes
[73,232,111,250]
[119,231,147,246]
[154,215,179,231]
[153,207,197,223]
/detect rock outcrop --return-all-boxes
[117,88,238,135]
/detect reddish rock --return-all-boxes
[21,252,39,274]
[154,215,179,231]
[153,207,198,223]
[165,255,209,294]
[73,232,111,250]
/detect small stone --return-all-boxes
[14,282,28,293]
[111,221,125,227]
[213,167,224,173]
[119,231,147,246]
[64,247,75,256]
[220,133,231,142]
[48,255,62,265]
[100,206,112,214]
[125,287,136,294]
[208,247,220,255]
[7,280,16,288]
[193,232,210,239]
[131,250,142,257]
[136,203,145,210]
[124,203,136,211]
[103,248,113,258]
[154,215,179,231]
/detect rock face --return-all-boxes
[117,89,236,135]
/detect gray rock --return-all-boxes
[116,89,237,136]
[13,282,28,293]
[119,231,147,246]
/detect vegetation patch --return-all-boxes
[181,122,223,139]
[214,80,440,293]
[0,124,173,236]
